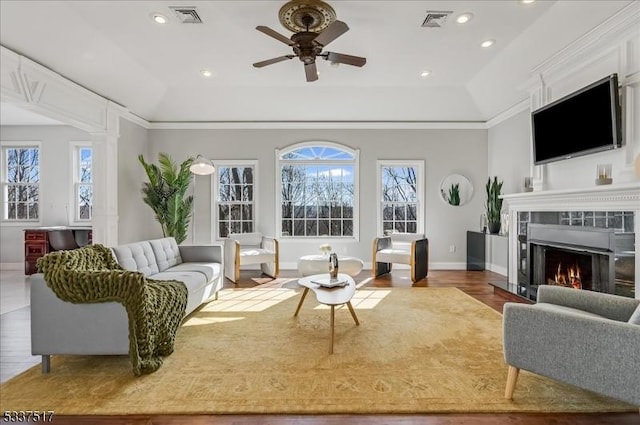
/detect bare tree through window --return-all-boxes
[76,146,93,220]
[279,145,356,237]
[381,165,419,234]
[2,146,39,220]
[217,165,255,237]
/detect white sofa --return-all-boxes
[30,237,223,373]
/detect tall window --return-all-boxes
[1,143,40,221]
[377,160,424,235]
[277,142,359,238]
[72,144,92,221]
[215,161,257,238]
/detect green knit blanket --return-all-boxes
[36,244,188,376]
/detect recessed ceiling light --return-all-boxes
[521,0,536,4]
[420,70,431,78]
[455,13,473,24]
[481,39,495,48]
[150,13,168,24]
[200,69,212,77]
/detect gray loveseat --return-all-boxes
[503,285,640,406]
[31,237,224,373]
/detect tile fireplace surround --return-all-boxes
[502,183,640,300]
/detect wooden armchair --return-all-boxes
[224,232,279,283]
[372,233,429,283]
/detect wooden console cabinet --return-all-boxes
[24,227,92,275]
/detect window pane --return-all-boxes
[282,202,292,219]
[242,222,253,233]
[219,204,229,220]
[343,220,353,236]
[230,205,241,220]
[330,220,341,236]
[407,222,417,233]
[305,220,317,236]
[242,205,253,221]
[219,222,229,238]
[293,220,305,236]
[281,220,292,236]
[318,220,330,236]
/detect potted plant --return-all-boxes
[448,183,460,206]
[485,176,503,234]
[139,153,194,244]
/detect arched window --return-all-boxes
[276,142,359,239]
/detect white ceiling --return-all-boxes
[0,0,634,124]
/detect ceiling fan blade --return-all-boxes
[313,20,349,47]
[305,62,318,82]
[325,52,366,67]
[256,26,295,46]
[253,55,294,68]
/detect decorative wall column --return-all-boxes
[90,105,119,246]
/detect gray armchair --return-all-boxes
[372,233,429,283]
[503,285,640,406]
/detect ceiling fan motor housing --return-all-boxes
[291,32,323,63]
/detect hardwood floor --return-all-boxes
[1,269,637,425]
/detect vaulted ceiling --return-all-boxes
[0,1,633,124]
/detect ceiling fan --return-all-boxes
[253,0,366,82]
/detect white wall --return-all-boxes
[0,125,90,266]
[488,109,532,195]
[148,128,488,269]
[117,118,156,244]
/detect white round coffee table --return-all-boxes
[294,273,360,354]
[297,254,364,277]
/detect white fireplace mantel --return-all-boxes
[502,182,640,299]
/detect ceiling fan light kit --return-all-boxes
[253,0,366,82]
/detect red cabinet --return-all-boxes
[24,227,92,275]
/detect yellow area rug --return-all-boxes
[0,286,634,414]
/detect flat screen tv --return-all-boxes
[532,74,622,165]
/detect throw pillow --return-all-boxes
[629,304,640,325]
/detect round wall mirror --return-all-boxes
[440,174,474,206]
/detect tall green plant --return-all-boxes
[139,153,194,244]
[485,176,504,224]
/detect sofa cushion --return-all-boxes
[534,302,606,320]
[111,241,159,277]
[151,270,208,316]
[149,238,182,272]
[376,248,411,264]
[239,248,276,265]
[165,262,221,283]
[629,304,640,325]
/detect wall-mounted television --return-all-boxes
[532,74,622,165]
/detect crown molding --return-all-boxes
[146,121,487,130]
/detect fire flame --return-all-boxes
[553,262,582,289]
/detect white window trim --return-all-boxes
[376,159,425,236]
[211,160,259,241]
[275,141,360,241]
[69,142,92,225]
[0,141,42,226]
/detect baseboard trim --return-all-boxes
[486,263,508,276]
[0,262,22,271]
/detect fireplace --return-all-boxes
[526,224,615,300]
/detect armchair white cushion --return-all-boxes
[373,233,429,283]
[224,232,279,283]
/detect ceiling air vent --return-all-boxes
[169,6,203,24]
[421,10,452,28]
